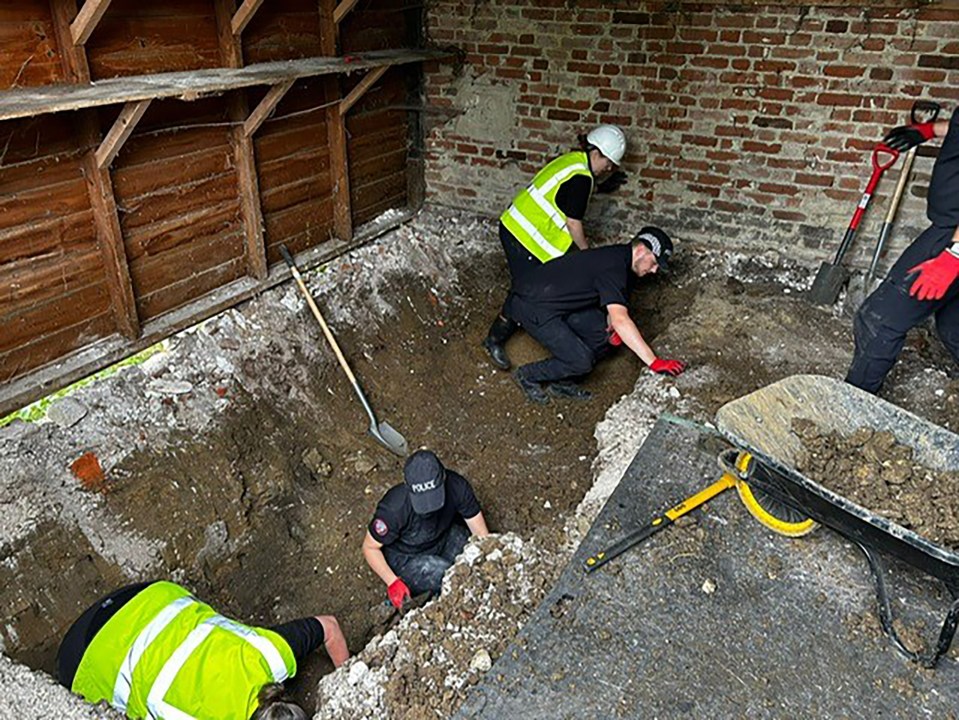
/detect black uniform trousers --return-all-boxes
[497,223,541,323]
[508,296,611,383]
[846,225,959,393]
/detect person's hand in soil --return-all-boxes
[388,578,411,609]
[649,358,686,376]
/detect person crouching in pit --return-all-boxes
[362,449,490,610]
[57,580,348,719]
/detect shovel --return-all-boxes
[807,143,900,306]
[280,245,409,457]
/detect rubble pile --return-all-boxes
[315,533,564,720]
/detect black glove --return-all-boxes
[596,170,627,194]
[882,122,936,152]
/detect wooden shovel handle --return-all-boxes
[280,246,361,389]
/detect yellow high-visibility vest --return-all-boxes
[500,151,594,262]
[72,581,296,720]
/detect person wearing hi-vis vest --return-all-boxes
[56,580,349,720]
[482,124,628,372]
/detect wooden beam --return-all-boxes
[0,49,449,121]
[215,0,268,280]
[230,0,266,36]
[52,0,139,340]
[70,0,113,46]
[95,99,151,168]
[339,65,388,116]
[333,0,361,24]
[243,79,295,137]
[320,0,353,242]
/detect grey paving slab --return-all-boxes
[456,420,959,719]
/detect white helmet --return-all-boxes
[586,124,626,165]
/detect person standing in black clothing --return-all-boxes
[846,111,959,393]
[362,450,490,610]
[508,227,687,404]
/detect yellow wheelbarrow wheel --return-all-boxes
[732,452,818,538]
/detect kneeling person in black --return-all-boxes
[507,227,686,404]
[363,450,490,609]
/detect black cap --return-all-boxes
[404,450,446,514]
[634,226,673,272]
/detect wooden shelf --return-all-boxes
[0,48,448,121]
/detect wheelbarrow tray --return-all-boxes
[715,374,959,591]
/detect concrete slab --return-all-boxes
[456,420,959,719]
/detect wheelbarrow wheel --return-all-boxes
[736,480,818,538]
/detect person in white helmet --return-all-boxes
[482,125,628,374]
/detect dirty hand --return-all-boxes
[908,249,959,301]
[596,170,628,194]
[882,122,937,152]
[387,578,411,609]
[649,358,686,376]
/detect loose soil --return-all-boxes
[792,418,959,549]
[3,208,958,718]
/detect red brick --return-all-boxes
[713,200,749,213]
[794,173,835,187]
[567,61,601,74]
[816,92,863,107]
[824,65,865,78]
[772,210,807,222]
[743,140,783,154]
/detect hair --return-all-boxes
[576,133,598,154]
[250,684,308,720]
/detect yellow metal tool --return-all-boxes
[583,473,736,572]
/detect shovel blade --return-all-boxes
[370,420,408,457]
[807,261,849,306]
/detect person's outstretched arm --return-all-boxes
[315,615,348,667]
[608,304,686,376]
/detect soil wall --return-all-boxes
[422,1,959,268]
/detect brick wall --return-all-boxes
[422,1,959,272]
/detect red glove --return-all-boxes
[908,249,959,301]
[650,358,686,376]
[606,326,623,347]
[882,122,937,152]
[387,578,411,609]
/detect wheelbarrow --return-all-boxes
[584,374,959,667]
[715,374,959,668]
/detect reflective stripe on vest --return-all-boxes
[113,596,196,712]
[500,151,593,263]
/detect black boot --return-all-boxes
[547,381,593,401]
[483,314,517,371]
[512,369,549,404]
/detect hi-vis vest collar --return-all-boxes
[500,151,593,263]
[72,581,296,720]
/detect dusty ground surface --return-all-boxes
[2,205,957,718]
[792,419,959,549]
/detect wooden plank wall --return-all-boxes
[0,112,114,383]
[243,0,335,265]
[341,0,417,225]
[0,0,420,397]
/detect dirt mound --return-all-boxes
[792,419,959,548]
[315,532,564,719]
